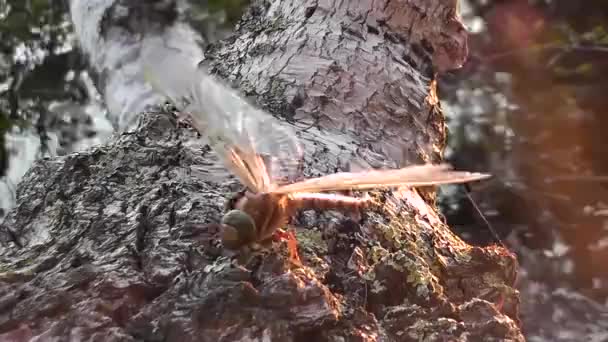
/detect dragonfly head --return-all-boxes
[220,209,257,249]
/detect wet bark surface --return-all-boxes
[0,0,523,341]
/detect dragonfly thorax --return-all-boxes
[225,191,293,246]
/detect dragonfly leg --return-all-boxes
[272,228,291,241]
[269,228,301,264]
[252,228,301,263]
[233,243,273,265]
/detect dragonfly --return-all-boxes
[143,60,492,254]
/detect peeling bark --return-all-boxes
[0,0,522,341]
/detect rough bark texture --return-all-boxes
[0,0,522,341]
[206,0,468,167]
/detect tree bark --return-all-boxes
[0,0,522,341]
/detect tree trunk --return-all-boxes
[0,0,522,341]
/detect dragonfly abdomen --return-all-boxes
[287,192,369,213]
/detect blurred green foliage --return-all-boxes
[187,0,250,42]
[0,0,254,188]
[0,0,254,179]
[0,0,77,177]
[0,0,70,52]
[207,0,250,26]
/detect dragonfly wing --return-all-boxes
[143,54,302,192]
[141,38,203,110]
[272,164,491,194]
[189,70,303,191]
[219,146,264,192]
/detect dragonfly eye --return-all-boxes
[220,209,256,249]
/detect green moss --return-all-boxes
[296,229,327,255]
[368,245,390,265]
[454,249,473,263]
[400,252,441,299]
[374,210,421,252]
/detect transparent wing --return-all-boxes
[219,145,269,193]
[189,70,304,192]
[141,37,203,111]
[143,55,303,193]
[272,164,491,194]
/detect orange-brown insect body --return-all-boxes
[144,64,494,254]
[225,190,369,248]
